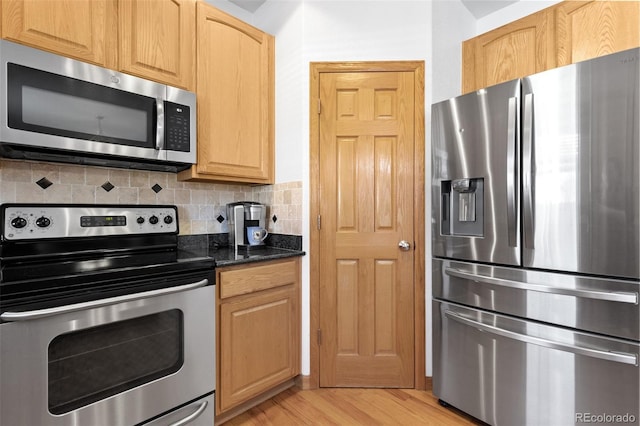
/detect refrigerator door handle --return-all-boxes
[522,92,535,249]
[444,267,639,304]
[444,310,638,366]
[506,96,518,247]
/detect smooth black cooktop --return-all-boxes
[0,240,215,316]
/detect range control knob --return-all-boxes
[149,215,159,225]
[163,215,174,225]
[36,216,51,228]
[10,217,27,229]
[136,217,145,224]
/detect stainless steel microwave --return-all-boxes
[0,40,196,172]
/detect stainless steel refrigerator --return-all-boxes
[431,47,639,426]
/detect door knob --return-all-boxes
[398,240,411,251]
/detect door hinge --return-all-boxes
[317,214,321,230]
[317,99,321,114]
[317,329,322,345]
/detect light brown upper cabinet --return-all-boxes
[178,2,275,184]
[2,0,196,90]
[462,0,640,93]
[119,0,196,90]
[1,0,117,67]
[462,8,555,93]
[554,0,640,67]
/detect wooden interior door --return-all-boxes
[318,71,415,387]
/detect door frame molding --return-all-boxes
[308,61,426,390]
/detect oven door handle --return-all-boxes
[169,400,209,426]
[0,279,209,321]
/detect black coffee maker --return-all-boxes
[226,201,267,250]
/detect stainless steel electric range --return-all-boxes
[0,204,216,426]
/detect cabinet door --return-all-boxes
[181,2,274,184]
[118,0,196,90]
[219,285,299,413]
[1,0,116,66]
[555,0,640,67]
[462,8,555,93]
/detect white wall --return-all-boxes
[431,0,475,103]
[254,0,431,377]
[476,0,562,34]
[215,0,563,380]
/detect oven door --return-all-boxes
[0,281,215,426]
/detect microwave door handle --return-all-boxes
[156,98,165,151]
[0,279,209,321]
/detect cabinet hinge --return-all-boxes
[317,214,321,230]
[317,99,321,114]
[317,329,322,345]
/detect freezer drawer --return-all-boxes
[433,259,640,341]
[433,300,640,426]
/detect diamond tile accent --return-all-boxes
[272,215,278,223]
[36,177,53,189]
[151,183,163,193]
[101,181,115,192]
[216,215,225,223]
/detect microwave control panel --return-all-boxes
[165,102,191,152]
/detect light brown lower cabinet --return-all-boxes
[216,257,301,423]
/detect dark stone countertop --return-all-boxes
[207,246,305,267]
[177,233,305,268]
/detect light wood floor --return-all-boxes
[224,387,483,426]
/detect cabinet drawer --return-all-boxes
[218,259,298,299]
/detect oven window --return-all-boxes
[48,310,184,414]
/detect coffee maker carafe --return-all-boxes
[227,201,268,250]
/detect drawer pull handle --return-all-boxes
[444,310,638,366]
[445,267,638,305]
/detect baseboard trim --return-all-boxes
[215,379,296,425]
[425,376,433,391]
[296,374,315,390]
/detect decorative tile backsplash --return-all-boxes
[0,159,302,236]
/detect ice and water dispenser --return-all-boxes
[440,178,484,236]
